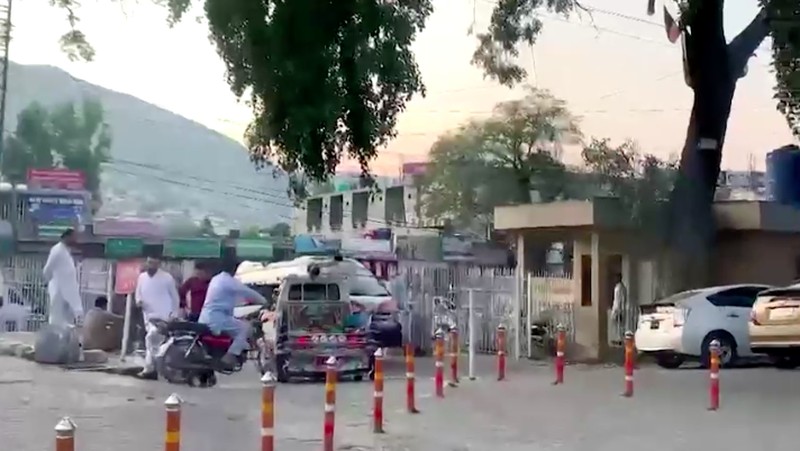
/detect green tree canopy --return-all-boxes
[418,88,577,232]
[1,98,111,201]
[267,222,292,238]
[580,138,677,233]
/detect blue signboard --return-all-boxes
[26,192,88,237]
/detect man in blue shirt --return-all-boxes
[199,254,267,369]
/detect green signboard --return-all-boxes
[236,239,274,259]
[163,238,221,258]
[105,237,144,259]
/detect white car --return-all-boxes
[634,284,771,369]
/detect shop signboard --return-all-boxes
[236,238,275,260]
[163,238,221,258]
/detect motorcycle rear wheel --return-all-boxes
[156,340,193,384]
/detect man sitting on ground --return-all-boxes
[82,296,124,352]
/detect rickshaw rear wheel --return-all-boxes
[275,354,290,383]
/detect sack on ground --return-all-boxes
[34,324,82,364]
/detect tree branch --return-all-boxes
[728,8,769,75]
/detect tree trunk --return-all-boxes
[665,1,769,292]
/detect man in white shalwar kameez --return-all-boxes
[43,229,84,327]
[135,257,180,380]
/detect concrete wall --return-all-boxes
[712,231,800,286]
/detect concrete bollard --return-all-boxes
[622,331,635,397]
[448,327,460,387]
[261,372,276,451]
[553,324,566,385]
[708,339,721,411]
[373,348,385,433]
[164,393,182,451]
[496,324,507,381]
[404,342,419,414]
[55,417,76,451]
[434,329,445,398]
[323,356,337,451]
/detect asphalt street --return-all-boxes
[1,354,799,451]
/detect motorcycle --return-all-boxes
[152,305,270,387]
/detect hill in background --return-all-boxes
[4,62,292,230]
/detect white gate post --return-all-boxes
[120,292,133,362]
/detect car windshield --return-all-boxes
[655,289,702,306]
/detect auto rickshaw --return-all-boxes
[260,267,375,382]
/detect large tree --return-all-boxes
[472,0,798,288]
[418,87,577,232]
[1,98,111,201]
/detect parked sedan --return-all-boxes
[749,284,800,368]
[635,284,771,369]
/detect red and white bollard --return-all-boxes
[373,348,385,433]
[496,324,507,381]
[708,339,720,411]
[434,329,445,398]
[55,417,76,451]
[164,393,182,451]
[261,372,276,451]
[323,356,338,451]
[448,327,460,387]
[622,331,635,397]
[553,324,566,385]
[405,343,419,413]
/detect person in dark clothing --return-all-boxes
[179,262,211,321]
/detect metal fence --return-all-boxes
[0,254,114,332]
[525,271,575,359]
[394,262,519,357]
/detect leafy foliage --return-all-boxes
[267,221,291,238]
[204,0,433,181]
[762,0,800,137]
[473,0,799,136]
[418,88,577,231]
[1,99,111,200]
[581,138,677,231]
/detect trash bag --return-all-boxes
[34,323,82,365]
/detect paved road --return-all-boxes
[2,355,800,450]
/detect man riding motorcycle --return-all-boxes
[199,253,268,370]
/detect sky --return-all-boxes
[9,0,797,176]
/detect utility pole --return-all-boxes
[0,0,12,177]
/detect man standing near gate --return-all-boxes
[43,229,84,327]
[135,257,180,380]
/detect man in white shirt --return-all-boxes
[135,257,180,380]
[42,229,84,326]
[611,272,635,343]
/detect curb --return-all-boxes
[0,338,142,374]
[0,339,36,361]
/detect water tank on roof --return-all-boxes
[766,145,800,205]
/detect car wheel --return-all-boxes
[771,355,800,369]
[701,332,738,368]
[655,353,685,369]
